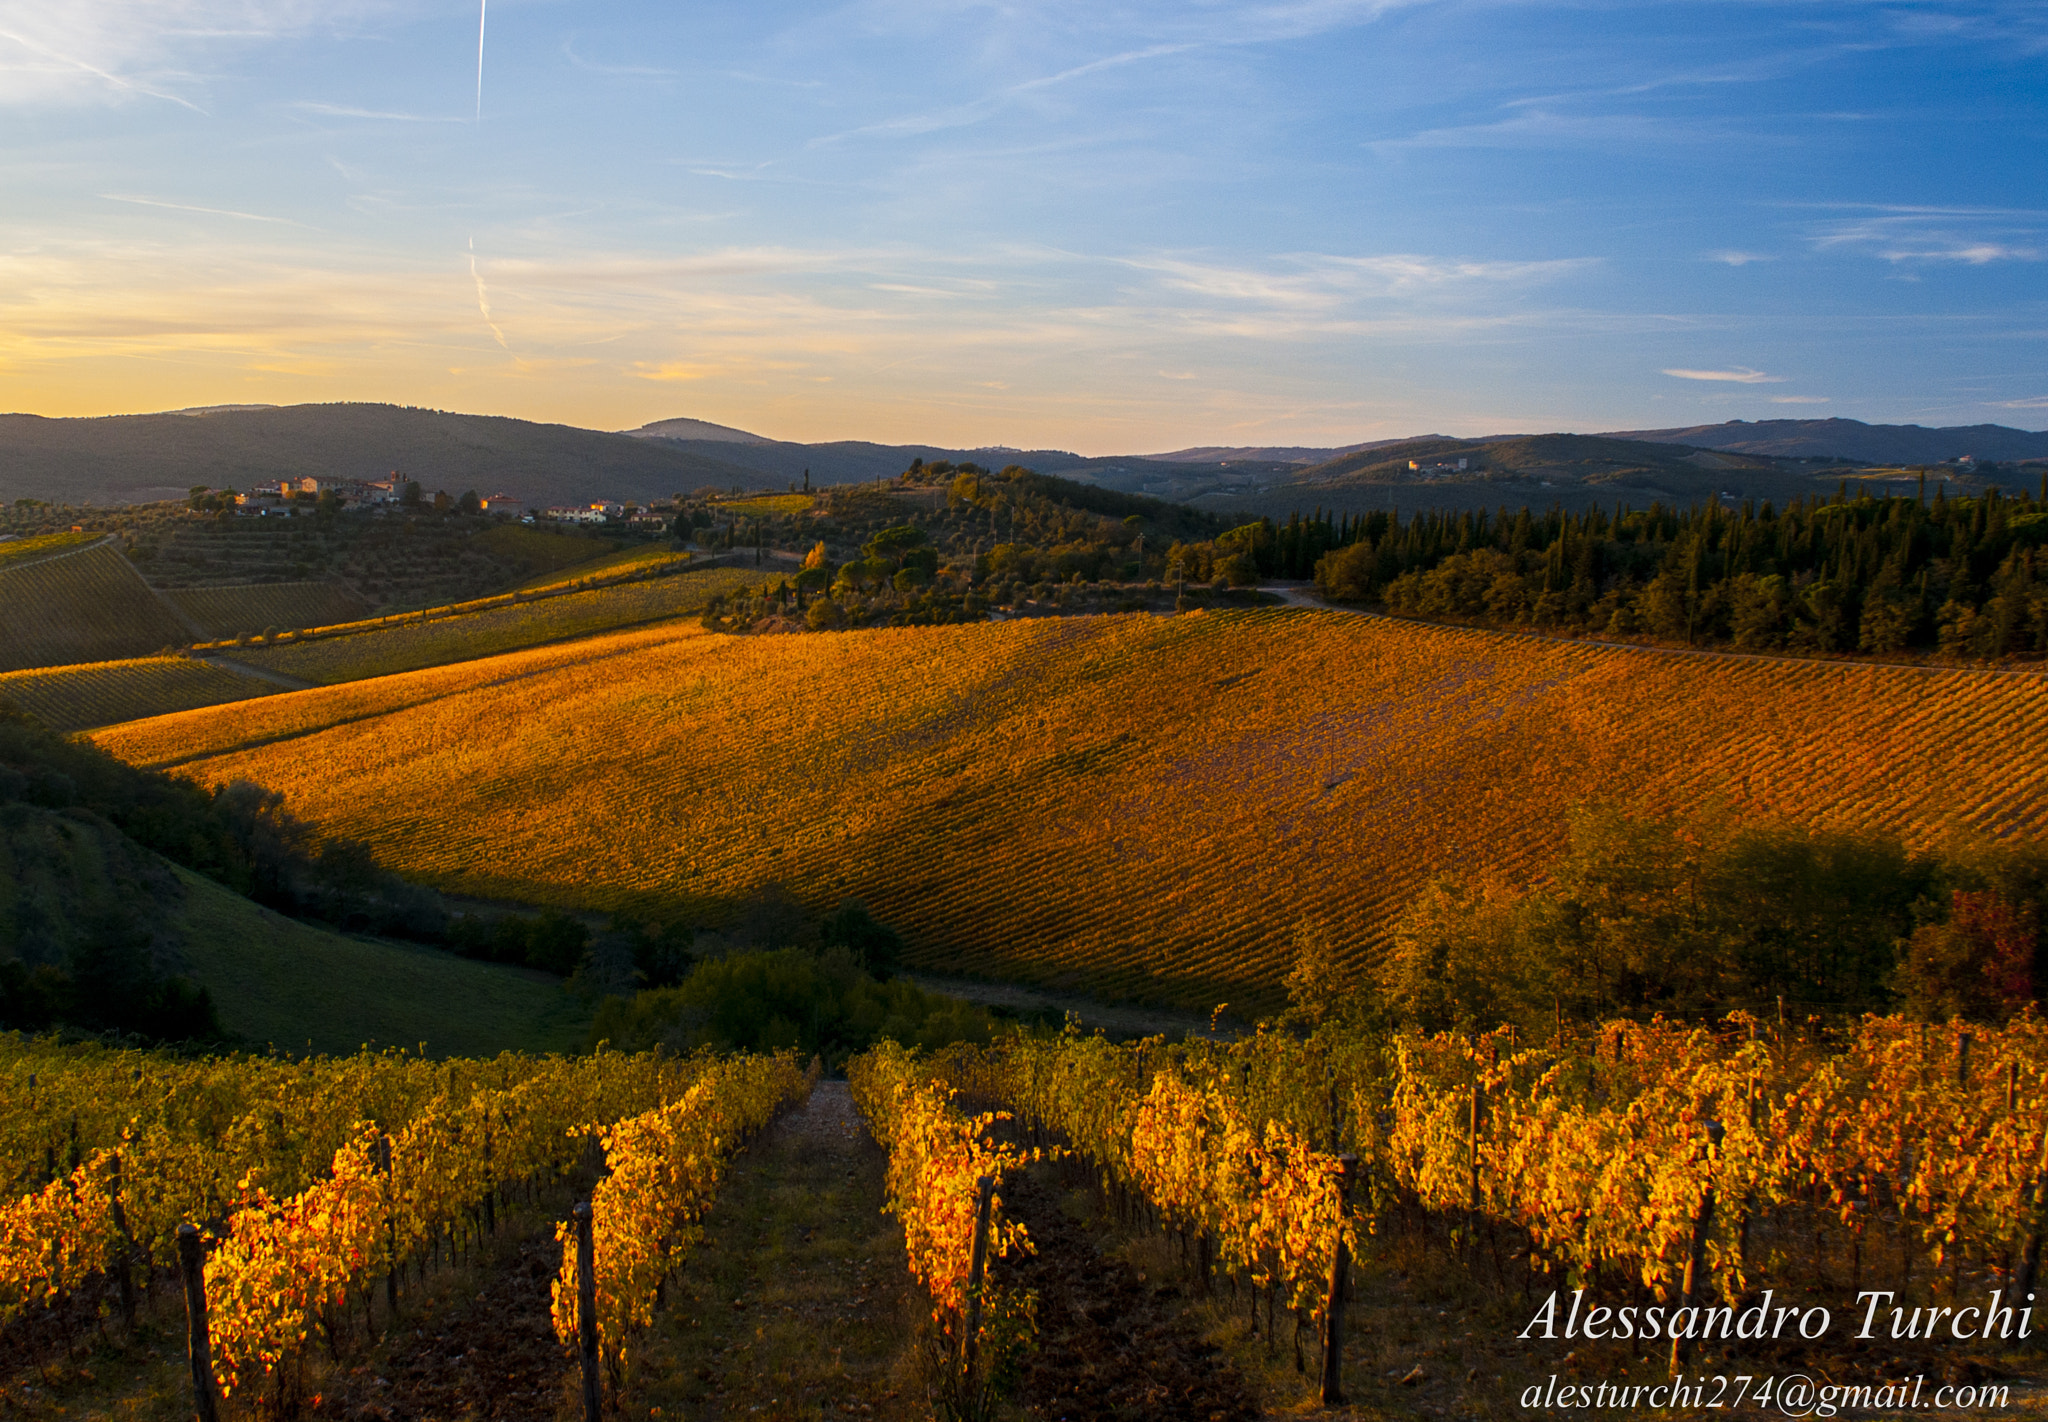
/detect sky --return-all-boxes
[1,0,2044,452]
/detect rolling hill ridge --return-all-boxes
[92,609,2048,1013]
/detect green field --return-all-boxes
[230,563,769,684]
[166,580,371,639]
[0,537,194,672]
[172,865,591,1056]
[0,655,277,731]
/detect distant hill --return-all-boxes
[626,416,777,445]
[1604,418,2048,464]
[0,403,782,507]
[1188,428,2042,521]
[622,416,1090,486]
[1138,439,1409,465]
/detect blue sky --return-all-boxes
[2,0,2044,450]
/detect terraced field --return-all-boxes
[222,563,766,685]
[165,580,370,639]
[96,609,2048,1010]
[0,655,276,731]
[0,537,193,671]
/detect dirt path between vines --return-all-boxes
[625,1079,927,1421]
[997,1162,1261,1422]
[307,1193,580,1422]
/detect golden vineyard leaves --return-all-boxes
[95,610,2048,1009]
[549,1051,811,1382]
[0,1037,710,1396]
[847,1043,1034,1356]
[935,1012,2048,1314]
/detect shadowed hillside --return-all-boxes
[94,610,2048,1013]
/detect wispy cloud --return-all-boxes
[0,22,205,110]
[1662,367,1784,384]
[1706,250,1773,267]
[103,193,299,224]
[467,237,508,350]
[1804,205,2047,264]
[814,41,1203,146]
[632,361,716,382]
[1127,252,1596,310]
[1989,395,2048,409]
[1371,110,1748,155]
[562,36,676,78]
[293,101,465,123]
[1768,395,1829,404]
[0,1,376,109]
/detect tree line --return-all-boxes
[1291,807,2046,1036]
[1279,480,2048,658]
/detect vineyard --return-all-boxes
[0,538,193,672]
[0,531,101,570]
[6,1020,2041,1421]
[165,583,371,641]
[93,608,2048,1011]
[901,1013,2048,1411]
[218,564,765,686]
[0,1036,810,1418]
[517,544,693,592]
[0,655,277,732]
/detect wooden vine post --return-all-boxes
[574,1201,601,1422]
[1319,1155,1359,1406]
[108,1152,138,1329]
[1669,1120,1725,1379]
[176,1224,220,1422]
[962,1176,996,1382]
[1466,1080,1484,1264]
[377,1133,398,1323]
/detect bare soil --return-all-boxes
[997,1162,1260,1422]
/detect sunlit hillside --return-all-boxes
[94,610,2048,1010]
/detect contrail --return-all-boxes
[468,236,509,348]
[475,0,487,121]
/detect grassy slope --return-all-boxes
[171,864,590,1056]
[94,611,2048,1012]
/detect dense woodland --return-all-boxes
[1288,480,2048,658]
[1369,808,2046,1035]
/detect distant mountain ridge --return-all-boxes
[1127,419,2048,470]
[1604,418,2048,463]
[10,406,2043,511]
[0,404,783,507]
